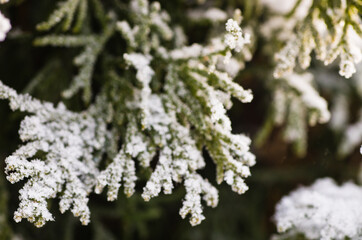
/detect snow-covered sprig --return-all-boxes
[36,0,89,32]
[179,173,218,226]
[261,0,362,79]
[95,92,221,226]
[35,0,107,32]
[167,10,251,63]
[34,19,115,103]
[116,0,173,54]
[1,0,255,227]
[93,1,255,226]
[123,53,154,129]
[164,65,255,194]
[0,81,107,227]
[225,18,250,53]
[257,72,330,157]
[273,178,362,240]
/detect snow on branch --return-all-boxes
[256,72,330,157]
[274,178,362,240]
[261,0,362,79]
[0,81,107,227]
[0,0,256,228]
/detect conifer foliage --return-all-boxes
[0,0,361,238]
[0,0,255,227]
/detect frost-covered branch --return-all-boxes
[0,81,107,227]
[34,18,115,103]
[256,72,330,156]
[36,0,88,32]
[91,0,255,226]
[261,0,362,79]
[0,0,256,228]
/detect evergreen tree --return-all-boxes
[0,0,360,239]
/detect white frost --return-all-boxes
[274,178,362,240]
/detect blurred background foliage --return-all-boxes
[0,0,360,239]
